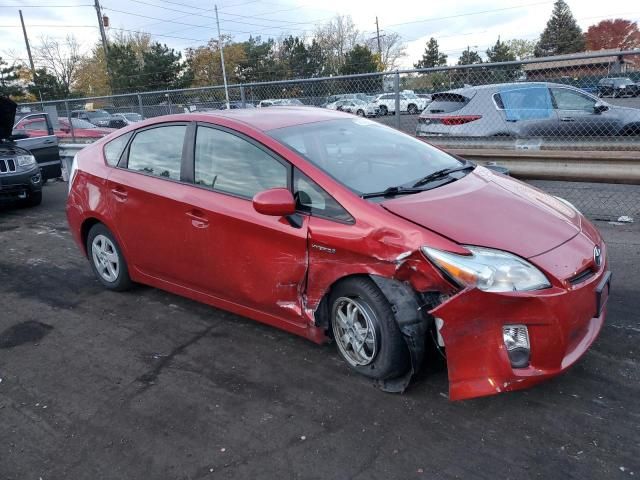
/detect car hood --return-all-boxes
[0,96,17,140]
[381,167,582,258]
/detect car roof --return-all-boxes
[434,82,584,98]
[188,106,348,131]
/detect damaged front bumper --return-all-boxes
[431,264,609,401]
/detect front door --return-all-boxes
[550,87,620,137]
[181,124,309,324]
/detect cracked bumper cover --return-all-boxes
[431,263,609,401]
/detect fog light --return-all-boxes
[31,173,41,184]
[502,325,530,368]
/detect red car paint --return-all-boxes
[66,108,608,400]
[13,117,115,140]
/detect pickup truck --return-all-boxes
[1,97,62,206]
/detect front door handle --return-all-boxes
[186,210,209,228]
[111,187,128,202]
[560,117,575,122]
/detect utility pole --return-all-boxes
[94,0,109,59]
[375,17,382,62]
[19,11,36,77]
[215,4,230,109]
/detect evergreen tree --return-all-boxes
[107,43,141,93]
[486,37,516,63]
[238,36,278,82]
[0,57,23,98]
[28,68,67,100]
[281,36,310,78]
[458,49,483,65]
[414,38,448,69]
[534,0,585,57]
[340,44,378,75]
[141,43,183,91]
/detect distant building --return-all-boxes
[522,49,636,80]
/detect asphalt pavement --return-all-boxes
[1,181,639,480]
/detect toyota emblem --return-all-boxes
[594,246,602,266]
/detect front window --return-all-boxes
[550,88,596,111]
[269,118,463,194]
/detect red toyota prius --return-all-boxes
[66,107,610,400]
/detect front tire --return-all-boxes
[356,109,365,117]
[407,104,418,115]
[86,224,132,291]
[379,105,388,116]
[330,277,409,381]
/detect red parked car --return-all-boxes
[66,108,610,400]
[13,116,115,140]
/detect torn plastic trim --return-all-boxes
[370,275,431,393]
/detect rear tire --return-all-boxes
[407,104,418,115]
[86,223,132,291]
[356,109,365,117]
[330,277,410,381]
[379,105,388,116]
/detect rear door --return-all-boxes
[106,122,195,284]
[496,86,559,137]
[180,124,309,323]
[550,87,621,136]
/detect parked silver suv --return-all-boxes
[416,82,640,138]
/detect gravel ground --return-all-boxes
[0,181,639,480]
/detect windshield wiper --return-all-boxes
[410,163,475,188]
[361,186,426,199]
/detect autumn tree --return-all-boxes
[314,15,360,75]
[414,38,447,69]
[34,35,82,96]
[535,0,584,57]
[184,38,247,87]
[75,45,110,97]
[585,19,640,51]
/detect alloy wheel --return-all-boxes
[91,234,120,282]
[332,297,378,366]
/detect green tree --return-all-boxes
[0,57,23,98]
[141,42,184,91]
[281,36,310,78]
[414,38,448,69]
[505,39,536,60]
[534,0,585,57]
[28,68,67,100]
[458,49,483,65]
[238,36,279,82]
[107,43,141,93]
[486,37,516,63]
[340,44,378,75]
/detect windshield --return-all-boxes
[404,93,418,99]
[85,110,111,119]
[269,118,463,194]
[123,113,143,121]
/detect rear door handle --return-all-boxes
[560,117,575,122]
[43,138,55,144]
[111,187,128,201]
[186,210,209,228]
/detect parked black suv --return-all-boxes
[1,97,44,206]
[71,109,126,129]
[597,77,639,98]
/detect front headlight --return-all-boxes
[422,246,551,292]
[16,154,36,167]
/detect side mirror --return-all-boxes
[252,188,296,217]
[594,102,608,114]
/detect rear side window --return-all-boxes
[104,132,133,166]
[293,169,353,223]
[496,87,553,120]
[426,93,469,113]
[127,125,186,179]
[194,126,287,199]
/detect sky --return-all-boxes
[1,0,638,70]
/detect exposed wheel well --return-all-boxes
[80,218,102,256]
[313,274,374,332]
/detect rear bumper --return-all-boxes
[431,261,609,401]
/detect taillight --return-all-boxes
[419,115,482,126]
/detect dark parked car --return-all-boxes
[71,109,127,129]
[597,77,639,98]
[1,97,46,206]
[67,107,609,400]
[416,82,640,138]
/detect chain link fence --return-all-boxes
[16,50,640,220]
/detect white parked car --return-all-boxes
[336,99,379,117]
[112,113,144,125]
[257,99,304,108]
[373,92,428,115]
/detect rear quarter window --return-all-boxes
[104,132,133,166]
[426,93,469,113]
